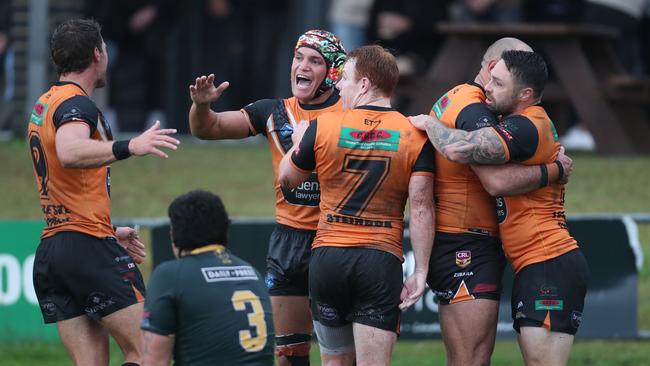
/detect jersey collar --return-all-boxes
[54,81,89,96]
[298,89,340,110]
[354,105,394,112]
[189,244,226,255]
[467,80,486,95]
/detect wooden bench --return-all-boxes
[399,22,650,154]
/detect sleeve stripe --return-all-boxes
[239,109,258,135]
[411,171,434,177]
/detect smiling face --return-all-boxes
[290,47,328,103]
[485,59,519,116]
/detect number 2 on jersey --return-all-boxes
[336,154,391,216]
[231,290,268,352]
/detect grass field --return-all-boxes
[1,139,649,365]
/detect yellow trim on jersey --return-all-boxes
[189,244,225,255]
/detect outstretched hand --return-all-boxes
[189,74,230,105]
[129,121,179,159]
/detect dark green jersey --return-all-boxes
[142,245,274,365]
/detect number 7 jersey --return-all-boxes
[291,106,434,260]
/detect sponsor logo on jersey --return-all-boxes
[535,299,564,311]
[338,127,400,151]
[539,284,558,297]
[317,303,339,321]
[496,124,514,141]
[279,123,293,137]
[550,120,559,142]
[455,250,471,268]
[29,103,49,126]
[432,93,449,119]
[281,172,320,206]
[453,271,473,278]
[326,213,392,228]
[435,290,454,300]
[201,266,259,283]
[571,310,583,328]
[85,292,116,315]
[495,196,507,224]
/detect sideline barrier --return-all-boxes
[0,216,642,341]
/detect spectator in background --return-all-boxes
[86,0,176,133]
[583,0,648,76]
[328,0,374,50]
[163,0,249,133]
[450,0,522,23]
[523,0,584,22]
[367,0,451,78]
[239,0,289,104]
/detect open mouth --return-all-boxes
[295,74,313,88]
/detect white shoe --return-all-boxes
[560,126,596,152]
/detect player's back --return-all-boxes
[311,106,433,259]
[432,82,499,236]
[27,82,114,239]
[144,246,274,365]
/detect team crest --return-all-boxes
[455,250,471,268]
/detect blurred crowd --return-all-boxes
[1,0,650,144]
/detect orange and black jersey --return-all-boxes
[28,82,115,239]
[241,92,342,231]
[431,82,500,236]
[290,106,434,260]
[490,106,578,272]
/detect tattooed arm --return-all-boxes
[408,114,507,165]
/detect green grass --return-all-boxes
[2,141,650,364]
[2,340,650,366]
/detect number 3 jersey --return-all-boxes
[142,245,274,366]
[241,93,342,230]
[291,106,434,260]
[27,82,115,239]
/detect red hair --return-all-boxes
[347,45,399,97]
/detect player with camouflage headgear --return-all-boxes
[188,29,346,366]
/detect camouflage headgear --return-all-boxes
[295,29,347,97]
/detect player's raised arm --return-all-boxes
[188,74,252,140]
[56,120,179,168]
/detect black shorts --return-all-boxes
[427,232,506,305]
[33,231,146,323]
[265,224,315,296]
[512,249,589,335]
[309,246,403,333]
